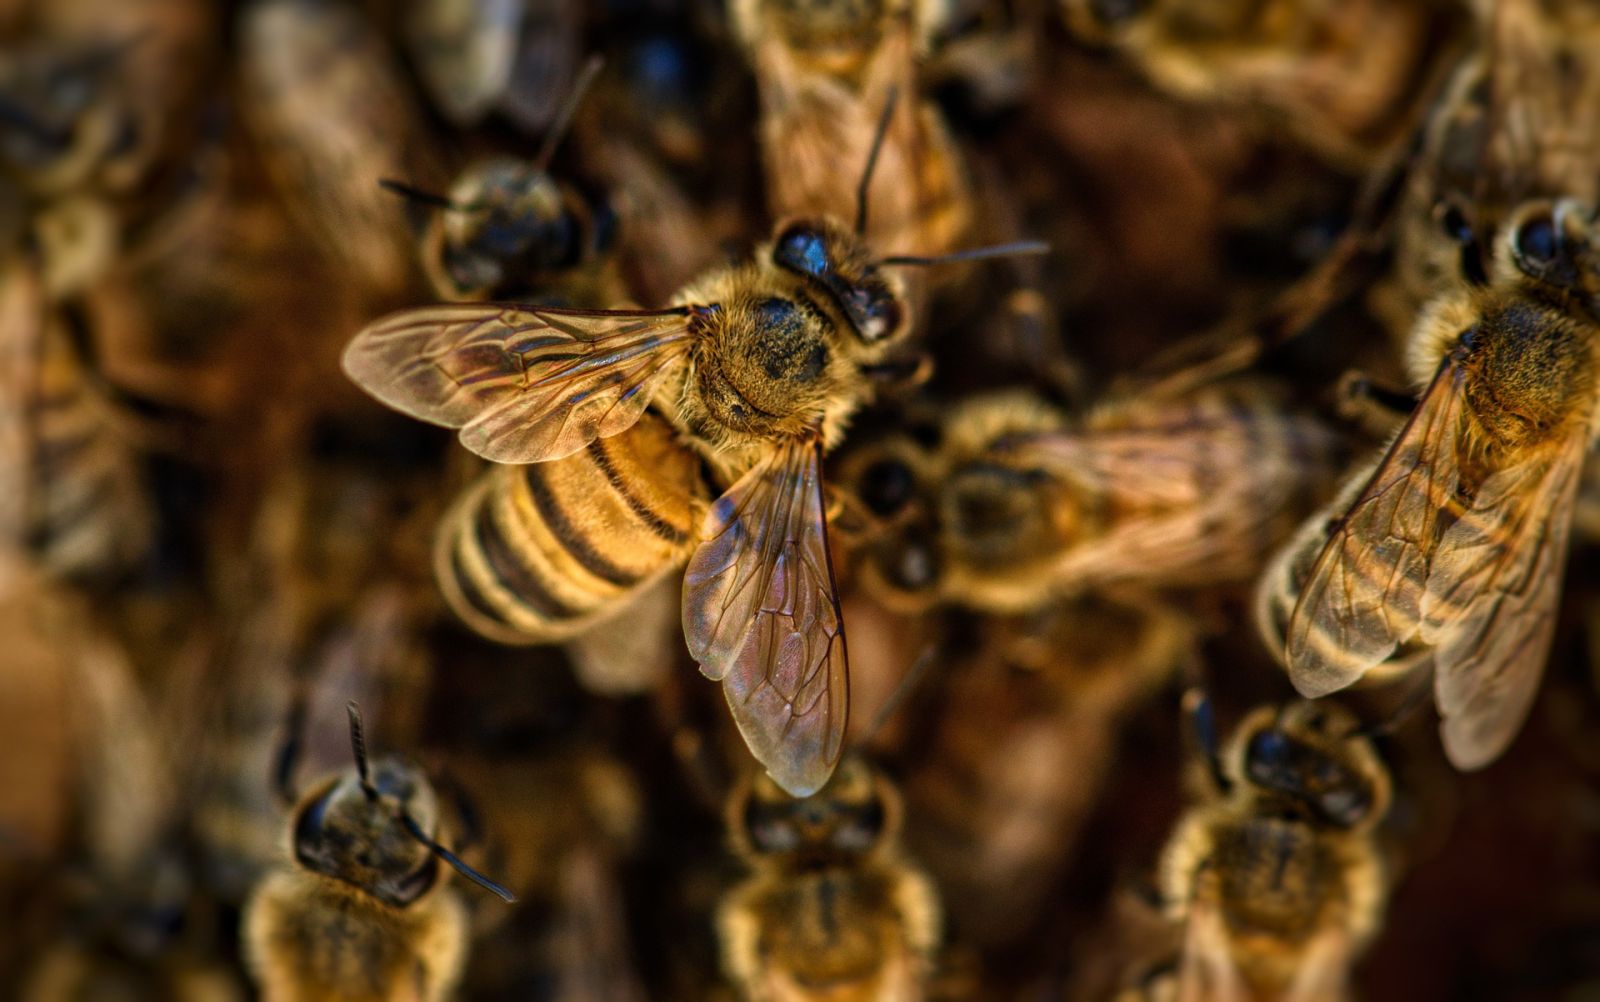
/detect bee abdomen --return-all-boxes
[435,413,703,643]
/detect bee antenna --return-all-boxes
[378,178,457,211]
[858,643,938,747]
[533,54,604,173]
[1181,687,1231,794]
[879,240,1050,268]
[855,85,899,236]
[398,811,518,903]
[345,701,379,802]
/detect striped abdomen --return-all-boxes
[435,411,705,644]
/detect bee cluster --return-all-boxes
[6,0,1600,999]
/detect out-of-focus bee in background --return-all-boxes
[384,56,624,306]
[895,596,1196,951]
[1260,133,1600,767]
[244,704,514,1002]
[729,0,975,263]
[1158,695,1394,1001]
[1374,0,1600,347]
[403,0,584,135]
[841,381,1341,614]
[0,260,152,583]
[1059,0,1461,171]
[238,0,442,301]
[718,755,942,1002]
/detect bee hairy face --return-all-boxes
[290,761,442,908]
[736,759,895,861]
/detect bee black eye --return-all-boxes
[1515,214,1558,268]
[858,458,915,516]
[774,225,830,278]
[1245,729,1289,775]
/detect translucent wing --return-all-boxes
[342,303,694,462]
[1014,409,1337,588]
[681,439,848,798]
[1420,428,1586,769]
[1286,360,1468,698]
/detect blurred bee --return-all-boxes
[1059,0,1458,170]
[1261,211,1600,769]
[841,383,1340,615]
[382,57,622,305]
[244,704,514,1002]
[238,0,440,299]
[1159,695,1393,1001]
[718,756,941,1002]
[342,99,1046,795]
[729,0,973,260]
[897,596,1196,949]
[403,0,584,134]
[1376,0,1600,345]
[0,260,152,583]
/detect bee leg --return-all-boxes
[272,685,309,806]
[1335,368,1416,430]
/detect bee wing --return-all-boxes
[342,303,694,462]
[1285,360,1470,698]
[1283,925,1356,1002]
[682,439,847,798]
[1014,412,1334,585]
[1419,427,1586,769]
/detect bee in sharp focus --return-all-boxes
[244,703,514,1002]
[1265,208,1600,768]
[1159,695,1393,1001]
[730,0,974,263]
[381,56,621,305]
[1059,0,1461,170]
[842,382,1340,615]
[718,755,941,1002]
[342,94,1046,796]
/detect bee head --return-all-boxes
[290,758,442,908]
[434,158,583,297]
[771,218,909,346]
[1232,702,1390,831]
[839,435,945,609]
[732,756,897,862]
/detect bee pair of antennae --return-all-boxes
[379,55,604,214]
[854,87,1049,269]
[345,703,517,904]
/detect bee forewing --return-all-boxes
[1422,432,1586,769]
[1286,361,1469,697]
[341,303,694,463]
[682,439,848,798]
[1177,896,1250,1002]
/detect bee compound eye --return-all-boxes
[1515,213,1559,268]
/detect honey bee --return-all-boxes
[0,259,153,584]
[1263,216,1600,765]
[730,0,973,260]
[1376,0,1600,345]
[897,596,1196,949]
[1159,695,1393,1001]
[1059,0,1460,169]
[383,57,621,305]
[718,755,941,1002]
[403,0,583,133]
[243,704,514,1002]
[841,383,1341,615]
[342,113,1045,794]
[238,0,440,299]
